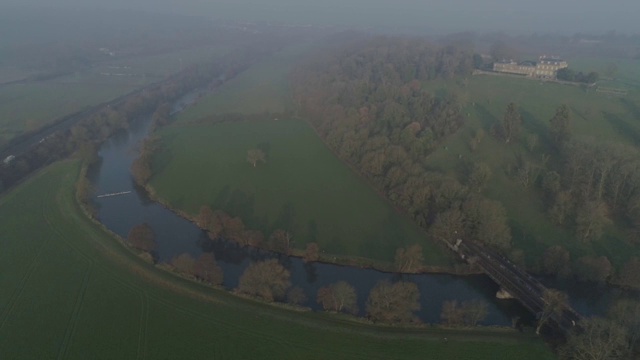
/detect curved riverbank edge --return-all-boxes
[140,178,483,277]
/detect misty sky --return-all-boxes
[3,0,639,34]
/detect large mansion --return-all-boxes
[493,56,568,79]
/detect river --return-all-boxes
[86,97,620,326]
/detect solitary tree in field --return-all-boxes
[246,148,266,167]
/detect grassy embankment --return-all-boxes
[422,60,640,268]
[0,160,556,359]
[150,48,452,266]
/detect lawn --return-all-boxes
[151,119,450,265]
[0,160,556,359]
[423,73,640,267]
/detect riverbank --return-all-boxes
[143,180,480,276]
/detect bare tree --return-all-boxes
[575,201,610,243]
[303,242,320,262]
[536,289,568,334]
[286,286,308,306]
[268,229,292,254]
[560,317,630,360]
[193,253,223,285]
[618,257,640,290]
[317,281,358,314]
[366,280,420,324]
[171,253,196,275]
[441,300,488,327]
[246,148,266,167]
[394,244,424,272]
[237,259,291,302]
[542,246,572,278]
[467,162,492,192]
[441,300,465,327]
[127,223,156,252]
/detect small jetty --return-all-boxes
[96,191,132,198]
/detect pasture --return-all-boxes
[151,119,450,265]
[0,160,555,359]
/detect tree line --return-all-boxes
[291,35,513,253]
[127,220,488,326]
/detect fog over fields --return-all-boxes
[2,0,639,34]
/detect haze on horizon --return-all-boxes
[2,0,640,35]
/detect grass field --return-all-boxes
[176,45,306,122]
[423,73,640,267]
[0,160,556,359]
[151,119,450,265]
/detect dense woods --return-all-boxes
[291,35,513,253]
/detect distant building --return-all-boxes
[493,56,568,79]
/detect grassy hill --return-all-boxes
[0,160,555,359]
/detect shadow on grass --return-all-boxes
[271,202,296,233]
[604,111,640,145]
[520,108,551,148]
[619,98,640,120]
[212,186,267,230]
[474,104,498,130]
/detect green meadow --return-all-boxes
[151,119,450,265]
[423,72,640,267]
[0,160,555,359]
